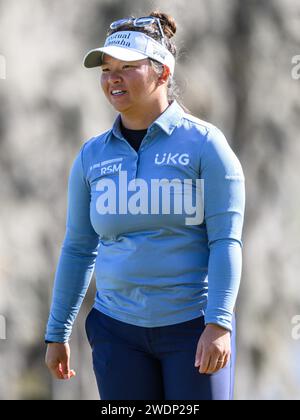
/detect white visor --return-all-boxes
[83,31,175,76]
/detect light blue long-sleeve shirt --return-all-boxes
[45,100,245,343]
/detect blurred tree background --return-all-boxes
[0,0,300,400]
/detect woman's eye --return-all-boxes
[101,65,135,72]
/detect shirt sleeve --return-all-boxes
[201,126,245,331]
[45,144,100,343]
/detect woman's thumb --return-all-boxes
[61,361,76,379]
[194,344,203,367]
[61,360,70,379]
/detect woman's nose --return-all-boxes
[108,71,122,83]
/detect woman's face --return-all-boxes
[100,54,162,113]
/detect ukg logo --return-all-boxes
[0,315,6,340]
[0,54,6,80]
[154,153,190,166]
[95,171,204,226]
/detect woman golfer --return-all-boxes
[45,10,245,400]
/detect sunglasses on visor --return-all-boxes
[110,16,166,46]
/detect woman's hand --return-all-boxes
[45,343,76,380]
[194,324,231,375]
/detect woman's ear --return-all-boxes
[158,65,170,85]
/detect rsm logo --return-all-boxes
[100,162,122,176]
[89,158,123,176]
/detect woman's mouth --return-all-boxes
[111,90,127,97]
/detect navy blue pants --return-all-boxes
[85,308,236,400]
